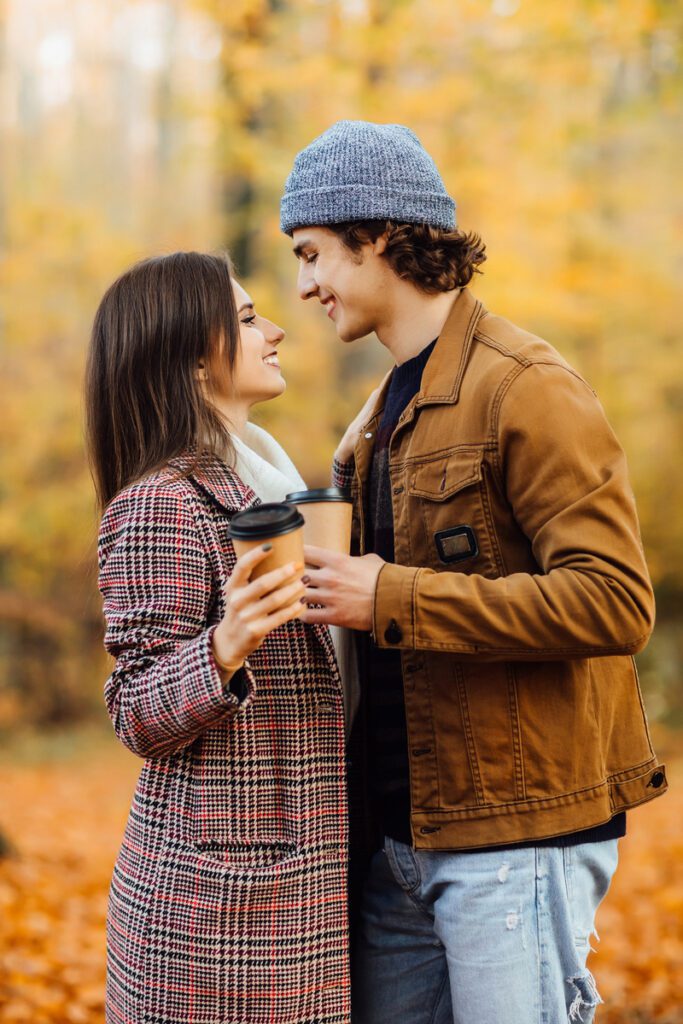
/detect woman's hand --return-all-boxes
[334,387,381,466]
[212,545,305,676]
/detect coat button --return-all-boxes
[647,770,666,789]
[384,619,403,644]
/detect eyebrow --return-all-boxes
[237,302,254,313]
[292,240,313,258]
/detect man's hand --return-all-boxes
[300,546,385,630]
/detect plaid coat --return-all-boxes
[98,452,350,1024]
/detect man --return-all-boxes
[280,120,666,1024]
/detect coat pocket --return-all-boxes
[143,837,349,1023]
[409,446,483,500]
[407,447,499,577]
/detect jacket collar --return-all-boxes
[417,287,486,407]
[167,448,258,515]
[358,288,487,440]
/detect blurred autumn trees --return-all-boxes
[1,0,682,732]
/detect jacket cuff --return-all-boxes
[332,456,354,490]
[373,562,421,649]
[207,626,255,709]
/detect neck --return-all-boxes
[374,284,459,365]
[213,398,249,439]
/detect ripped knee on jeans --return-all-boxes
[567,969,602,1022]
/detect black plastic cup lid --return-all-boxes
[285,487,352,504]
[228,502,305,540]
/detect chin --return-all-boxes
[249,378,286,407]
[267,378,287,399]
[337,323,367,344]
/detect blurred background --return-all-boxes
[0,0,681,1021]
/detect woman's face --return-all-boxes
[220,278,286,407]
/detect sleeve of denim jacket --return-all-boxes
[373,361,655,660]
[98,477,255,758]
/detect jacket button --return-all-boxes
[384,619,403,644]
[647,770,666,789]
[364,432,373,439]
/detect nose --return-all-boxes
[263,318,285,346]
[297,261,318,301]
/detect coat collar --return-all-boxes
[167,448,259,515]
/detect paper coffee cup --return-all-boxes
[284,488,353,555]
[228,503,305,579]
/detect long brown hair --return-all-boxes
[85,251,238,511]
[329,220,486,293]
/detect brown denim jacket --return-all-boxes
[338,287,666,850]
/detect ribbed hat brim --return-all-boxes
[281,184,456,236]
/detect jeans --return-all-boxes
[351,837,619,1024]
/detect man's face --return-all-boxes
[292,226,387,343]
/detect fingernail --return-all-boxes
[302,575,311,585]
[300,597,308,604]
[262,543,272,552]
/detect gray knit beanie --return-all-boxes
[280,120,456,236]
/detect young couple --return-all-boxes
[88,121,666,1024]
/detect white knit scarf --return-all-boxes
[231,422,306,503]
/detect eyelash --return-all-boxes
[305,253,318,264]
[241,315,257,326]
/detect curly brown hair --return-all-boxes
[328,220,486,294]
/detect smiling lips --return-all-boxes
[321,296,337,319]
[263,353,280,368]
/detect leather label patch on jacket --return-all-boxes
[434,525,479,564]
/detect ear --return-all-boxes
[195,361,208,382]
[372,233,389,256]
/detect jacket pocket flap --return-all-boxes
[409,449,484,500]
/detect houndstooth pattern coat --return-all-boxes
[98,452,350,1024]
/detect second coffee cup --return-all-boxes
[285,487,353,556]
[228,503,305,579]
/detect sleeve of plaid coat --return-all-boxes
[98,476,252,759]
[332,457,354,489]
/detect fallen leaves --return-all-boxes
[0,733,138,1023]
[0,733,680,1022]
[592,757,683,1024]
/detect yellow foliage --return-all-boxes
[0,0,682,727]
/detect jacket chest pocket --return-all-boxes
[407,448,499,577]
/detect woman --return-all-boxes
[86,252,349,1024]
